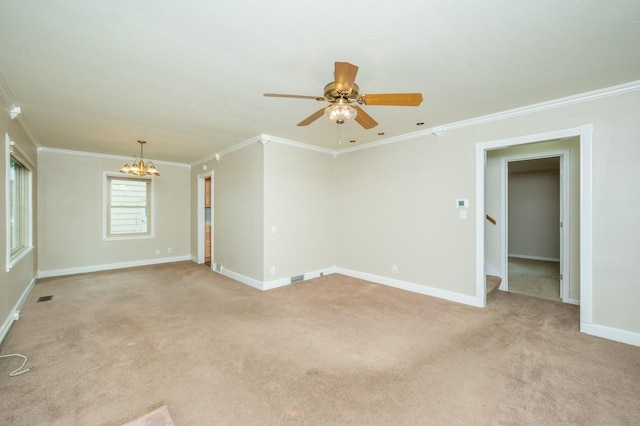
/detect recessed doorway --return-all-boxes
[506,155,563,302]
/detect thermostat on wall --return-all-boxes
[456,199,468,208]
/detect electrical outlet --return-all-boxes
[155,249,160,255]
[167,248,172,254]
[270,266,276,275]
[392,264,398,273]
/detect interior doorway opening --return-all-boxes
[475,125,592,325]
[197,172,214,269]
[505,154,567,303]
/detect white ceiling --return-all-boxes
[1,1,639,164]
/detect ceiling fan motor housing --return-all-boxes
[324,82,359,103]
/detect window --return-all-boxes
[9,155,30,257]
[106,176,151,237]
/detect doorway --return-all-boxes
[506,156,563,302]
[475,125,593,326]
[204,176,212,265]
[197,172,214,269]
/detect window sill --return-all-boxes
[6,246,34,272]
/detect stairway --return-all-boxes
[486,275,502,297]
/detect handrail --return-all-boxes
[486,214,496,225]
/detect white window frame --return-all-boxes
[103,172,155,240]
[5,134,34,271]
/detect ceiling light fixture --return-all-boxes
[120,140,160,176]
[324,103,357,125]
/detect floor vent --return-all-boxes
[37,295,53,302]
[290,274,304,284]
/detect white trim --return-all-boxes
[262,267,334,290]
[5,134,10,272]
[193,80,640,166]
[501,149,570,301]
[103,172,156,240]
[39,146,189,169]
[581,323,640,348]
[0,74,39,151]
[219,267,264,290]
[475,144,486,306]
[336,267,485,308]
[262,134,335,156]
[222,264,484,305]
[0,276,36,345]
[219,266,336,291]
[201,133,336,166]
[476,125,593,333]
[37,255,191,278]
[6,137,34,272]
[579,125,594,325]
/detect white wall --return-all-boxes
[37,149,191,276]
[184,85,640,345]
[336,136,477,297]
[195,143,265,282]
[508,169,560,259]
[263,142,335,281]
[191,140,336,287]
[336,89,639,337]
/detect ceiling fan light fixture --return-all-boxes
[324,104,357,124]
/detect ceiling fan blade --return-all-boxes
[361,93,423,106]
[297,108,326,126]
[264,93,325,101]
[334,62,359,93]
[354,106,378,129]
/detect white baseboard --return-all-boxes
[564,298,580,305]
[262,266,336,290]
[37,255,192,278]
[581,322,640,347]
[221,265,482,307]
[0,276,37,345]
[220,266,337,291]
[335,267,485,308]
[219,267,264,290]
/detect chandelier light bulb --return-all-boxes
[120,140,160,177]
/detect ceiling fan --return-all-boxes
[264,61,423,129]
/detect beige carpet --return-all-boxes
[508,257,561,301]
[121,405,174,426]
[1,261,639,425]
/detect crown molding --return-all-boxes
[193,79,640,163]
[38,146,190,168]
[0,73,40,151]
[338,80,640,155]
[260,134,335,156]
[192,133,336,166]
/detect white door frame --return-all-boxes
[197,171,214,268]
[501,150,570,303]
[475,124,593,329]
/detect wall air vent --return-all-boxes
[290,274,304,284]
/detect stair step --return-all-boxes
[486,275,502,297]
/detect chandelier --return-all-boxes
[120,140,160,176]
